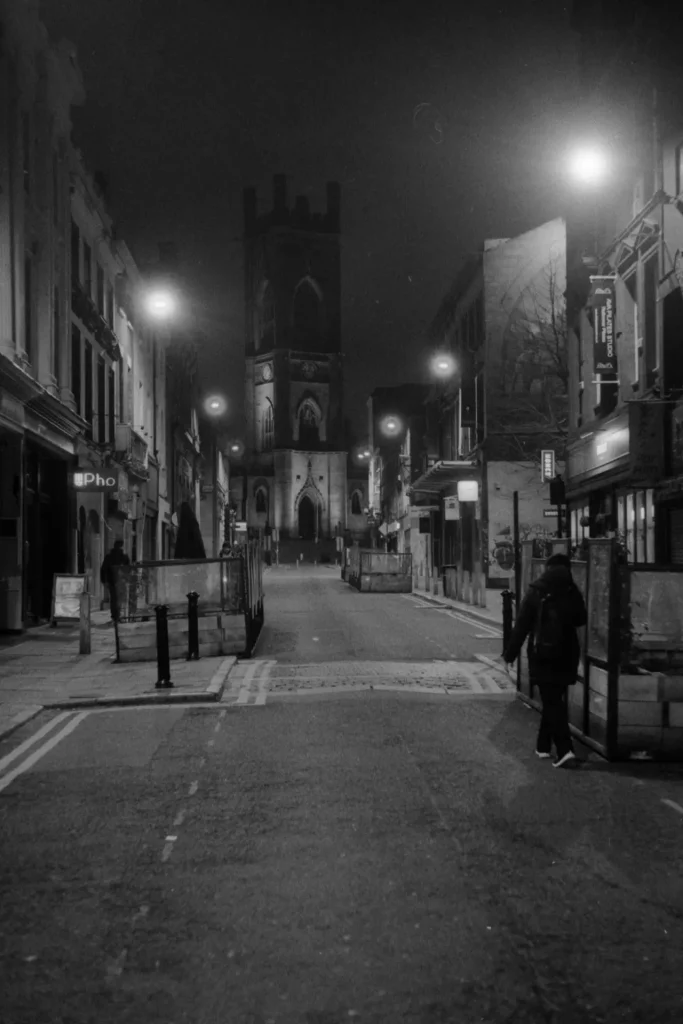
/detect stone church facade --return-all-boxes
[241,176,349,547]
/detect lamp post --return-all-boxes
[203,394,229,557]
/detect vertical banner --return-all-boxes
[590,276,617,374]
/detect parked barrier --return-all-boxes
[155,604,172,688]
[187,591,200,660]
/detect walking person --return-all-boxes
[100,539,130,622]
[503,553,587,768]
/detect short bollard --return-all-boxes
[155,604,172,688]
[501,589,514,654]
[187,591,200,661]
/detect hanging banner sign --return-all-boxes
[541,450,555,482]
[590,276,617,374]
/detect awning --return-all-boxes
[409,459,478,494]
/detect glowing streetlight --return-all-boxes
[431,352,456,379]
[145,289,177,320]
[203,394,227,417]
[381,415,402,437]
[227,439,244,457]
[567,145,610,187]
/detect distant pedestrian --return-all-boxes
[503,553,587,768]
[100,540,130,622]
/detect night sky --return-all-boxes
[41,0,580,442]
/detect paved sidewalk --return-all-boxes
[0,612,236,740]
[413,586,507,627]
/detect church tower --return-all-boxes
[242,175,347,548]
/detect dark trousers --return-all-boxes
[536,682,573,757]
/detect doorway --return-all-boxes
[298,495,317,540]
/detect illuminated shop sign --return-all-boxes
[590,275,618,375]
[70,471,117,492]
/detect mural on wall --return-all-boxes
[487,461,561,580]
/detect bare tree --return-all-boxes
[486,260,568,462]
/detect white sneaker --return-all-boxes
[535,750,552,759]
[553,751,576,768]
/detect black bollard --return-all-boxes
[187,591,200,661]
[501,589,514,655]
[155,604,172,688]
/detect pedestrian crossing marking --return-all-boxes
[222,658,515,704]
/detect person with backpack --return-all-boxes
[503,553,587,768]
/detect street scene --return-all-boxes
[2,567,683,1023]
[4,1,683,1021]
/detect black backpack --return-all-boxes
[533,592,566,660]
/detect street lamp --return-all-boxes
[204,394,228,418]
[381,415,402,437]
[566,144,610,188]
[144,289,178,320]
[431,352,457,379]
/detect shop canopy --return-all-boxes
[409,459,478,495]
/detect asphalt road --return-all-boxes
[2,569,683,1024]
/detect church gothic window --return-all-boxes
[298,398,320,447]
[351,491,362,515]
[262,400,274,450]
[256,281,275,351]
[255,487,267,514]
[292,279,322,345]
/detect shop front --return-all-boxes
[565,400,666,564]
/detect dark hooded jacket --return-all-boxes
[503,564,587,686]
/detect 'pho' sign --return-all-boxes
[70,471,118,492]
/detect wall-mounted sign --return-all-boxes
[70,471,118,492]
[541,450,555,482]
[543,507,560,518]
[590,275,617,374]
[457,479,479,502]
[444,496,459,521]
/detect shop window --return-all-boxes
[625,493,635,562]
[645,489,655,563]
[642,252,658,388]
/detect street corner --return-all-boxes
[0,703,44,743]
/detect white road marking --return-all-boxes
[0,712,89,794]
[661,798,683,816]
[173,809,186,827]
[255,660,276,705]
[235,661,260,704]
[105,905,148,981]
[0,711,73,774]
[188,780,199,796]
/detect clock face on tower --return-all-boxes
[261,362,273,382]
[302,361,317,380]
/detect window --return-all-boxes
[83,242,92,297]
[108,365,115,443]
[618,489,655,563]
[97,265,105,314]
[52,152,60,225]
[97,355,106,443]
[53,287,61,380]
[71,326,82,411]
[24,256,32,363]
[292,280,322,341]
[84,341,93,438]
[351,491,362,515]
[262,401,274,450]
[107,284,114,325]
[71,221,80,284]
[22,112,30,194]
[298,400,319,447]
[642,252,658,387]
[255,488,267,514]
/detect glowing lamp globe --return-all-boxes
[146,290,176,319]
[204,394,227,417]
[432,353,456,378]
[567,147,609,187]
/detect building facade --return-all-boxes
[241,175,347,554]
[410,219,568,598]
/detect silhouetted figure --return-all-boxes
[503,553,587,768]
[100,540,130,622]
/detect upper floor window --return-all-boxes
[351,491,362,515]
[642,250,658,388]
[262,401,274,450]
[83,242,92,296]
[292,279,323,344]
[71,221,80,284]
[107,284,115,325]
[97,265,105,314]
[298,398,320,447]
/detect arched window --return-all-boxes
[255,488,267,514]
[298,399,320,447]
[256,281,275,351]
[292,279,322,342]
[262,401,274,450]
[351,491,362,515]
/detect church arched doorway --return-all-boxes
[298,495,317,540]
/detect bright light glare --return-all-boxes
[567,147,609,186]
[382,416,401,435]
[432,353,456,378]
[146,290,176,319]
[204,394,227,417]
